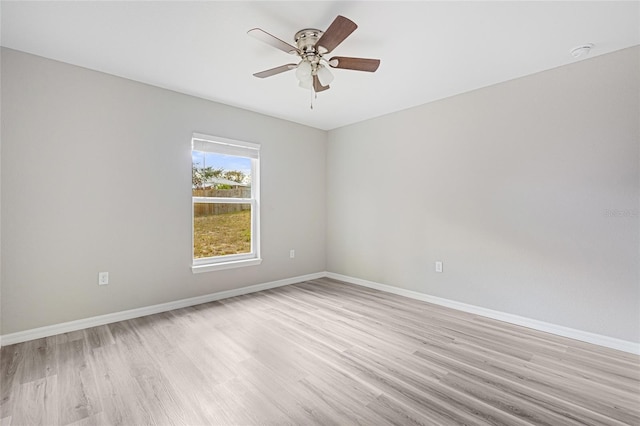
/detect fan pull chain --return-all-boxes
[310,87,315,110]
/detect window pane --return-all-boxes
[193,203,252,258]
[192,151,251,198]
[191,134,260,269]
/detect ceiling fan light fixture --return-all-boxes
[316,65,334,86]
[298,76,313,90]
[249,15,380,101]
[295,60,312,80]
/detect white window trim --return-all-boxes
[192,258,262,273]
[191,133,261,273]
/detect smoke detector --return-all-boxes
[570,44,594,58]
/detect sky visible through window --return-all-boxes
[192,151,251,178]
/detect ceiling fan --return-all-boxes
[248,15,380,94]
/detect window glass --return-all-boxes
[191,134,260,271]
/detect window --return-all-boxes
[191,133,261,272]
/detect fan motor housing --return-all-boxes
[295,29,323,58]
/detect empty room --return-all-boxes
[1,1,639,425]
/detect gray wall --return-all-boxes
[1,48,326,334]
[2,46,639,344]
[326,46,640,343]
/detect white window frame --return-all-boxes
[191,133,261,273]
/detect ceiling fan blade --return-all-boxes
[328,56,380,72]
[313,75,330,92]
[248,28,298,54]
[253,64,297,78]
[315,15,357,54]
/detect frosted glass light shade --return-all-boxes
[317,65,334,86]
[298,76,313,90]
[295,61,312,80]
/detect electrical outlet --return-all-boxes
[98,272,109,285]
[435,261,443,273]
[290,249,295,259]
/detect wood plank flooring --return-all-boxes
[1,277,638,425]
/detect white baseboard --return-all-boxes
[0,272,325,347]
[3,270,638,355]
[326,272,640,355]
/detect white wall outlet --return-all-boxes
[98,272,109,285]
[290,249,295,259]
[435,261,443,273]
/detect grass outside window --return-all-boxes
[193,209,251,258]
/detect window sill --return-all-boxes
[191,258,262,274]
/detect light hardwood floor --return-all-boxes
[1,278,638,425]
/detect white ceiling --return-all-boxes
[2,1,639,130]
